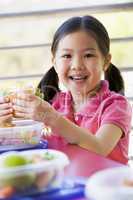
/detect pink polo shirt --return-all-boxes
[49,80,132,164]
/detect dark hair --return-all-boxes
[38,67,60,101]
[38,15,124,102]
[105,63,124,95]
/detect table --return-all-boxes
[47,136,124,200]
[47,136,123,177]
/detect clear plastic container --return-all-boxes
[0,149,69,198]
[0,120,44,151]
[85,166,133,200]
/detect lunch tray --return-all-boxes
[2,177,86,200]
[0,139,48,153]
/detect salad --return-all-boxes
[0,149,69,198]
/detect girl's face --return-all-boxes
[53,31,111,97]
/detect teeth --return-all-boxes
[74,77,84,80]
[69,75,87,80]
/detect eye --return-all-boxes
[84,53,94,58]
[61,54,71,59]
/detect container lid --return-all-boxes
[0,149,70,176]
[0,139,48,153]
[0,120,43,131]
[85,166,133,200]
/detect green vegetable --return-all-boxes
[2,154,35,190]
[3,154,27,167]
[35,88,44,99]
[43,152,55,160]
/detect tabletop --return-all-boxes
[47,136,123,177]
[46,136,124,200]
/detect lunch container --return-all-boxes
[0,120,44,151]
[0,149,69,198]
[85,166,133,200]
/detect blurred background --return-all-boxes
[0,0,133,156]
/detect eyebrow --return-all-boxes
[61,48,96,52]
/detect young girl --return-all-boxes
[1,16,132,164]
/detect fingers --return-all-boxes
[0,96,9,104]
[13,94,36,120]
[0,108,13,117]
[13,104,33,113]
[13,103,34,119]
[13,111,31,119]
[4,92,49,122]
[0,114,13,121]
[0,102,12,110]
[0,100,13,118]
[13,106,33,119]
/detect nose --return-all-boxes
[71,55,84,70]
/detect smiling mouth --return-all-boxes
[69,75,88,81]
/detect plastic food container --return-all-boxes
[0,149,69,198]
[85,166,133,200]
[0,120,44,151]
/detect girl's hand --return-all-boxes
[0,96,13,126]
[13,93,60,127]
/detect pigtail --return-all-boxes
[104,63,125,95]
[37,67,60,102]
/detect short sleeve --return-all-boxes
[100,96,132,135]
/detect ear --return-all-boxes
[103,54,112,71]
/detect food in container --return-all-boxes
[0,118,14,128]
[85,166,133,200]
[0,120,43,150]
[0,94,14,128]
[9,85,35,119]
[0,85,43,126]
[0,153,35,189]
[0,149,69,198]
[0,87,29,127]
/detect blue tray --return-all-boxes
[2,177,86,200]
[0,139,48,153]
